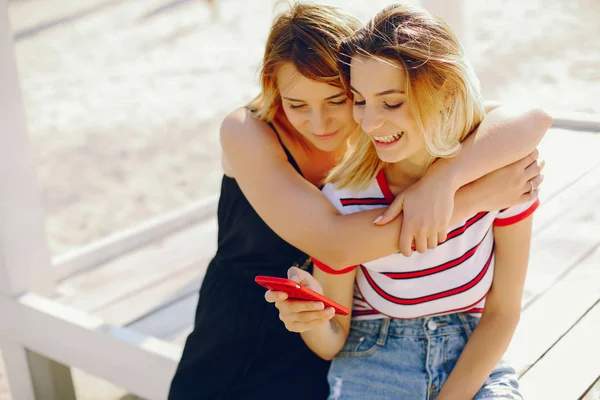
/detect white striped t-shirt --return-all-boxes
[313,169,539,320]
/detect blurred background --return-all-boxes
[1,0,599,398]
[6,0,600,257]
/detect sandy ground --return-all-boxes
[1,0,599,398]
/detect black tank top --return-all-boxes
[169,121,330,400]
[211,122,308,277]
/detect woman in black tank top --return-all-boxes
[168,4,549,400]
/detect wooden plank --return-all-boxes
[504,242,600,375]
[55,217,217,313]
[0,0,54,298]
[532,129,600,212]
[519,300,600,400]
[532,161,600,235]
[52,195,218,281]
[126,293,199,342]
[96,262,203,326]
[0,339,37,400]
[582,377,600,400]
[0,293,181,400]
[522,183,600,307]
[550,110,600,132]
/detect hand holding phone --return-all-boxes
[256,275,350,316]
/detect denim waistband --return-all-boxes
[348,313,479,339]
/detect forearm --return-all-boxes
[437,312,520,400]
[435,107,552,191]
[300,318,347,360]
[321,185,478,268]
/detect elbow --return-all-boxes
[314,345,344,361]
[524,107,554,145]
[312,249,354,272]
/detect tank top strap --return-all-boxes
[267,122,303,177]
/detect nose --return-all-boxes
[310,108,328,134]
[358,104,384,133]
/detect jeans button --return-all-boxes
[427,319,438,331]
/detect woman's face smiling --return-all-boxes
[350,56,429,167]
[277,62,356,153]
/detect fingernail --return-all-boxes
[373,215,383,224]
[314,302,324,310]
[327,307,335,315]
[290,275,299,283]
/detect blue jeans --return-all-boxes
[327,314,522,400]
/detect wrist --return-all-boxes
[428,157,464,192]
[455,183,481,215]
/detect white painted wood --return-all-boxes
[0,293,182,400]
[56,217,217,313]
[96,264,204,326]
[522,183,600,307]
[0,0,53,298]
[419,0,471,55]
[0,339,36,400]
[519,300,600,400]
[127,293,199,342]
[505,242,600,375]
[52,195,218,281]
[550,110,600,132]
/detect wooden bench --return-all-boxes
[2,124,598,400]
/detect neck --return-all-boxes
[384,151,434,193]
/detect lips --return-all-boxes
[313,130,339,140]
[372,131,404,147]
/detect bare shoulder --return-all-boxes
[220,108,287,177]
[220,108,280,148]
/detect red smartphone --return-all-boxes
[255,275,350,315]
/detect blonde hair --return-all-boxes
[247,2,361,123]
[328,4,486,189]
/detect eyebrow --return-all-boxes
[350,86,405,96]
[282,92,346,102]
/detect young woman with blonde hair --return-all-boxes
[268,4,544,399]
[170,2,550,399]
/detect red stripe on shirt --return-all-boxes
[494,199,540,227]
[353,284,490,320]
[361,245,494,305]
[311,258,357,275]
[382,231,488,279]
[340,197,389,206]
[375,169,395,204]
[445,212,489,242]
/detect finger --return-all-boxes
[398,232,414,257]
[278,300,325,314]
[415,234,428,254]
[437,231,447,244]
[280,309,333,323]
[287,266,315,286]
[265,290,288,303]
[426,234,438,250]
[524,159,543,181]
[519,188,539,204]
[374,196,403,225]
[519,149,539,168]
[530,173,544,191]
[285,314,335,333]
[522,172,544,195]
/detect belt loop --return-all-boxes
[377,318,391,345]
[457,313,474,338]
